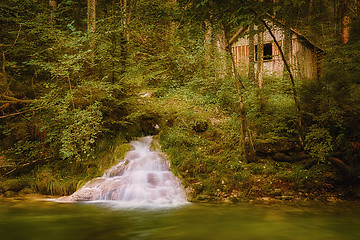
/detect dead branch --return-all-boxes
[176,0,191,30]
[226,26,248,48]
[0,95,34,104]
[327,156,353,175]
[0,106,47,119]
[1,158,43,178]
[12,23,22,47]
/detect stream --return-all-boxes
[1,200,360,240]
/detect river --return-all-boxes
[1,199,360,240]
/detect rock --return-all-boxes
[255,140,298,154]
[192,182,204,194]
[326,196,337,202]
[19,188,34,195]
[270,188,282,197]
[260,197,270,201]
[192,119,208,132]
[273,153,291,162]
[273,152,309,163]
[280,195,294,200]
[4,191,17,198]
[2,180,27,192]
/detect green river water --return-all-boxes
[1,199,360,240]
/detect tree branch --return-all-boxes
[1,158,44,178]
[0,95,34,104]
[0,106,47,119]
[327,156,354,176]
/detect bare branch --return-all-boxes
[0,106,47,119]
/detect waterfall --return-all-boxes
[57,136,188,208]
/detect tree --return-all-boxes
[256,25,264,88]
[340,0,350,44]
[87,0,97,66]
[248,24,255,82]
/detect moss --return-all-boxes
[114,143,132,160]
[4,191,17,198]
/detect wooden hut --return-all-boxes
[230,22,324,80]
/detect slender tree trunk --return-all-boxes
[229,48,255,161]
[340,0,350,44]
[283,25,292,80]
[204,19,213,73]
[87,0,96,66]
[257,27,264,88]
[225,30,255,161]
[215,27,227,79]
[248,24,255,82]
[121,0,133,51]
[308,0,313,18]
[260,19,304,146]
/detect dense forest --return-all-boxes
[0,0,360,202]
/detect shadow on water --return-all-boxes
[1,199,360,240]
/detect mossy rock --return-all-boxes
[4,191,17,198]
[19,188,34,195]
[114,143,132,160]
[273,152,309,162]
[256,140,299,154]
[191,119,209,132]
[191,182,204,194]
[1,179,28,193]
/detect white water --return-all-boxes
[57,136,188,208]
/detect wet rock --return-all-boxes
[326,196,338,202]
[260,197,271,201]
[280,195,294,200]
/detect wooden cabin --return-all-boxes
[230,22,324,80]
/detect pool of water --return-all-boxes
[1,199,360,240]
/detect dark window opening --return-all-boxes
[255,43,273,61]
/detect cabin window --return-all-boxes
[255,43,273,61]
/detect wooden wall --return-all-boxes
[231,25,320,80]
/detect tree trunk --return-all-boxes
[87,0,96,66]
[215,27,227,79]
[283,25,292,80]
[260,19,304,146]
[120,0,133,50]
[204,19,213,72]
[226,37,256,161]
[340,0,350,44]
[229,49,255,161]
[257,27,264,88]
[248,24,255,82]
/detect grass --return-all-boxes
[154,78,342,203]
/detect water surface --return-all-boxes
[1,200,360,240]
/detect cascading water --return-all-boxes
[57,136,188,208]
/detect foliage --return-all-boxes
[1,0,360,201]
